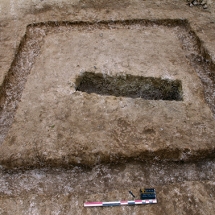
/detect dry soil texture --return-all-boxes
[1,20,215,168]
[0,0,215,214]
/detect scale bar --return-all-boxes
[84,199,157,207]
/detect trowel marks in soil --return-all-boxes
[0,20,215,168]
[76,72,183,101]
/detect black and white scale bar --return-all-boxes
[84,199,157,207]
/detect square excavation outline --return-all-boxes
[0,19,215,168]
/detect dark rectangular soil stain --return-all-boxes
[76,72,183,101]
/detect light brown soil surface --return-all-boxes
[0,160,215,214]
[0,0,215,214]
[0,20,215,168]
[1,181,215,215]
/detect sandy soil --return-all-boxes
[1,21,215,169]
[0,0,215,214]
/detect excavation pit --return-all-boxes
[0,20,215,168]
[76,72,183,101]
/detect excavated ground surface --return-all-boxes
[0,20,215,169]
[0,0,215,214]
[0,160,215,214]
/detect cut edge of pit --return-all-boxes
[75,72,183,101]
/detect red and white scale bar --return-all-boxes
[84,199,157,207]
